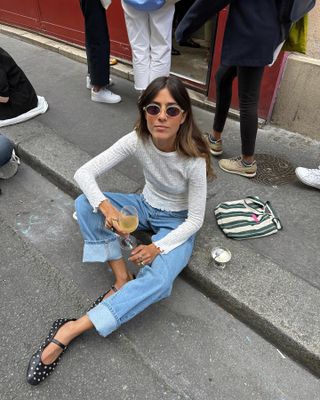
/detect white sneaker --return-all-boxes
[91,87,121,104]
[295,166,320,189]
[86,75,113,89]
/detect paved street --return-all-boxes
[1,163,319,399]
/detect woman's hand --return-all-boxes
[98,199,126,235]
[129,243,161,266]
[0,96,9,103]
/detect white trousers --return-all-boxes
[122,1,175,90]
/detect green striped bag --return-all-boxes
[214,196,282,240]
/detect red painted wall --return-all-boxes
[37,0,84,45]
[0,0,41,30]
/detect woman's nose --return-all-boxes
[157,108,167,120]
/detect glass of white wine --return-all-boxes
[118,205,139,250]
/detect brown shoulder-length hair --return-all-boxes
[135,76,214,178]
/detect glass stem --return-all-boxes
[125,236,134,249]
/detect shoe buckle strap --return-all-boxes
[50,338,66,350]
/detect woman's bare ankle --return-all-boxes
[102,273,134,301]
[212,130,222,141]
[114,272,134,289]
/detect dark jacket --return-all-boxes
[0,47,38,115]
[175,0,283,67]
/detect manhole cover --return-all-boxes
[252,154,296,185]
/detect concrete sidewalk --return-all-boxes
[0,33,319,377]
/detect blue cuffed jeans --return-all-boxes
[75,192,195,337]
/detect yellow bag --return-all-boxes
[282,15,308,54]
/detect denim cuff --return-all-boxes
[83,238,122,262]
[87,302,120,337]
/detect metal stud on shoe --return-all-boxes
[26,318,76,386]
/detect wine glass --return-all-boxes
[118,205,139,250]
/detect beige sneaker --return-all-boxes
[205,133,223,156]
[219,156,257,178]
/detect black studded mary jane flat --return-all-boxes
[26,318,76,385]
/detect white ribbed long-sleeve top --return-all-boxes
[74,131,207,254]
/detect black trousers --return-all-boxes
[213,65,264,157]
[80,0,110,86]
[174,0,196,29]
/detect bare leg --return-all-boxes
[93,85,104,92]
[211,130,222,141]
[40,260,133,364]
[104,258,134,300]
[242,154,255,164]
[41,316,93,364]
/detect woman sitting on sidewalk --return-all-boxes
[26,75,213,385]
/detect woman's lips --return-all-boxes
[154,125,168,129]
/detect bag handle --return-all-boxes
[244,197,282,230]
[264,201,282,230]
[243,196,267,215]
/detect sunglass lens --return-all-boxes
[146,105,160,115]
[166,106,181,117]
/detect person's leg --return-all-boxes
[174,0,189,28]
[88,234,195,337]
[122,1,151,91]
[40,209,194,368]
[40,316,93,365]
[237,66,265,163]
[218,66,264,178]
[80,0,110,88]
[79,0,92,77]
[212,65,237,140]
[0,135,14,165]
[87,207,195,338]
[175,0,200,47]
[40,232,193,365]
[149,3,175,84]
[80,0,120,102]
[207,65,237,156]
[39,193,151,364]
[79,0,90,74]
